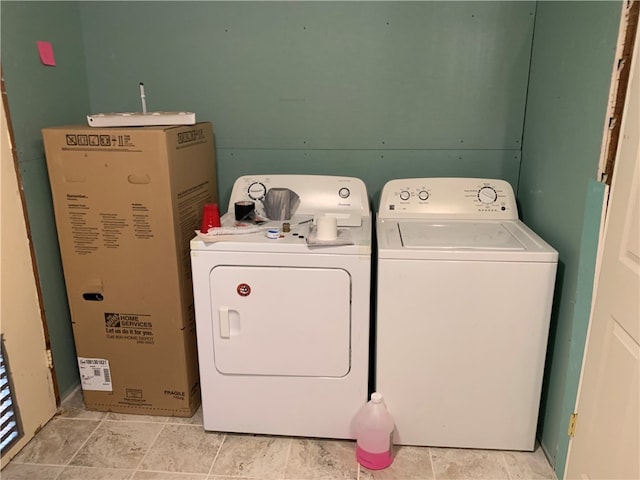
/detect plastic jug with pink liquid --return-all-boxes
[354,392,395,470]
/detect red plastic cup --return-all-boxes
[200,203,221,233]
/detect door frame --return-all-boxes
[552,3,639,477]
[1,73,58,467]
[561,2,639,478]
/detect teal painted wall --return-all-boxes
[78,1,534,207]
[519,2,620,477]
[1,1,91,398]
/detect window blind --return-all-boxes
[0,337,21,456]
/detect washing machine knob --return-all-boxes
[399,190,410,201]
[477,186,498,204]
[418,190,430,201]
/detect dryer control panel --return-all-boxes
[378,177,519,219]
[227,174,370,224]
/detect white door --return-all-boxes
[1,90,58,466]
[564,20,640,480]
[210,265,351,377]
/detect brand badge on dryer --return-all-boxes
[237,283,251,296]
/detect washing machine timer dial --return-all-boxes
[247,182,267,200]
[418,190,430,201]
[399,190,411,201]
[477,186,498,204]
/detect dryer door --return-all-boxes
[209,265,351,377]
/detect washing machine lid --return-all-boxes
[399,221,524,250]
[377,218,558,262]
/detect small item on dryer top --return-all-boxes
[263,188,300,220]
[266,228,280,239]
[282,222,291,232]
[200,203,221,234]
[316,215,338,241]
[354,392,395,470]
[234,201,256,222]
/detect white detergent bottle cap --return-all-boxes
[371,392,383,403]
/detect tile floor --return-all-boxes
[2,389,557,480]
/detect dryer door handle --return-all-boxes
[219,306,230,338]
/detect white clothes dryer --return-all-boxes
[191,175,371,439]
[375,177,558,451]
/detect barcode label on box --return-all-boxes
[78,357,113,391]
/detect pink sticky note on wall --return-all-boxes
[37,41,56,66]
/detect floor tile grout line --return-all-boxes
[46,464,137,479]
[54,413,107,421]
[207,432,228,476]
[63,416,106,468]
[131,419,168,473]
[126,465,136,480]
[356,442,363,480]
[429,446,437,480]
[135,467,207,477]
[10,461,67,468]
[501,451,514,480]
[104,414,170,425]
[281,435,294,480]
[50,463,63,480]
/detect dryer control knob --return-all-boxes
[247,182,267,200]
[399,191,410,201]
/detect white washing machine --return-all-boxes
[375,177,558,451]
[191,174,371,439]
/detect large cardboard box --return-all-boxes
[42,122,217,417]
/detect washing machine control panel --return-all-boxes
[378,178,519,220]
